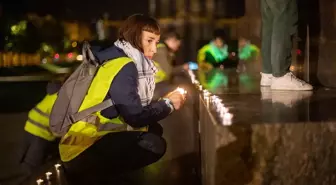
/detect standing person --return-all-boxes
[260,0,312,90]
[60,14,186,184]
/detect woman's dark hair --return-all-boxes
[118,14,160,51]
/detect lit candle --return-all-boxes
[176,87,186,95]
[216,101,223,108]
[54,163,61,171]
[203,90,210,98]
[204,96,210,107]
[46,172,52,180]
[213,97,221,104]
[217,103,225,112]
[36,179,44,185]
[222,113,233,125]
[210,95,217,102]
[220,107,229,116]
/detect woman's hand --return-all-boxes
[164,88,187,110]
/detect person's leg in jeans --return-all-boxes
[267,0,312,90]
[260,0,274,86]
[269,0,297,77]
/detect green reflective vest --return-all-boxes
[239,44,260,60]
[197,43,228,65]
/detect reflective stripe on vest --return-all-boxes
[24,94,57,141]
[153,61,167,83]
[59,57,148,162]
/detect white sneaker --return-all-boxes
[271,72,313,91]
[260,73,272,86]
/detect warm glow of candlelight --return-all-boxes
[37,179,44,185]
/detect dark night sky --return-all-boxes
[1,0,245,22]
[1,0,150,21]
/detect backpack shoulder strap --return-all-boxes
[82,41,98,65]
[69,99,114,123]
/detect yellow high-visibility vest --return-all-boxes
[154,43,170,83]
[59,57,148,162]
[153,61,167,83]
[24,93,58,141]
[157,43,166,49]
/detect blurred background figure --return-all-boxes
[238,37,259,61]
[197,29,228,70]
[153,27,189,84]
[236,37,260,73]
[153,27,189,98]
[16,73,69,182]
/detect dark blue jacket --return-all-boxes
[92,45,171,128]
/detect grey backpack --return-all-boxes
[49,42,114,137]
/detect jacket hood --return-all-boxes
[91,45,127,64]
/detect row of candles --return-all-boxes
[36,164,61,185]
[187,70,233,125]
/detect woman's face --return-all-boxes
[141,31,160,59]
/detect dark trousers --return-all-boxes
[63,123,166,184]
[261,0,298,77]
[18,132,59,171]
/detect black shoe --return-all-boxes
[137,133,166,155]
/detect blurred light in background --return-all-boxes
[71,42,77,48]
[76,54,83,61]
[297,49,302,56]
[54,53,59,60]
[42,58,47,64]
[67,52,73,59]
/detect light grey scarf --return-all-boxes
[114,40,157,106]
